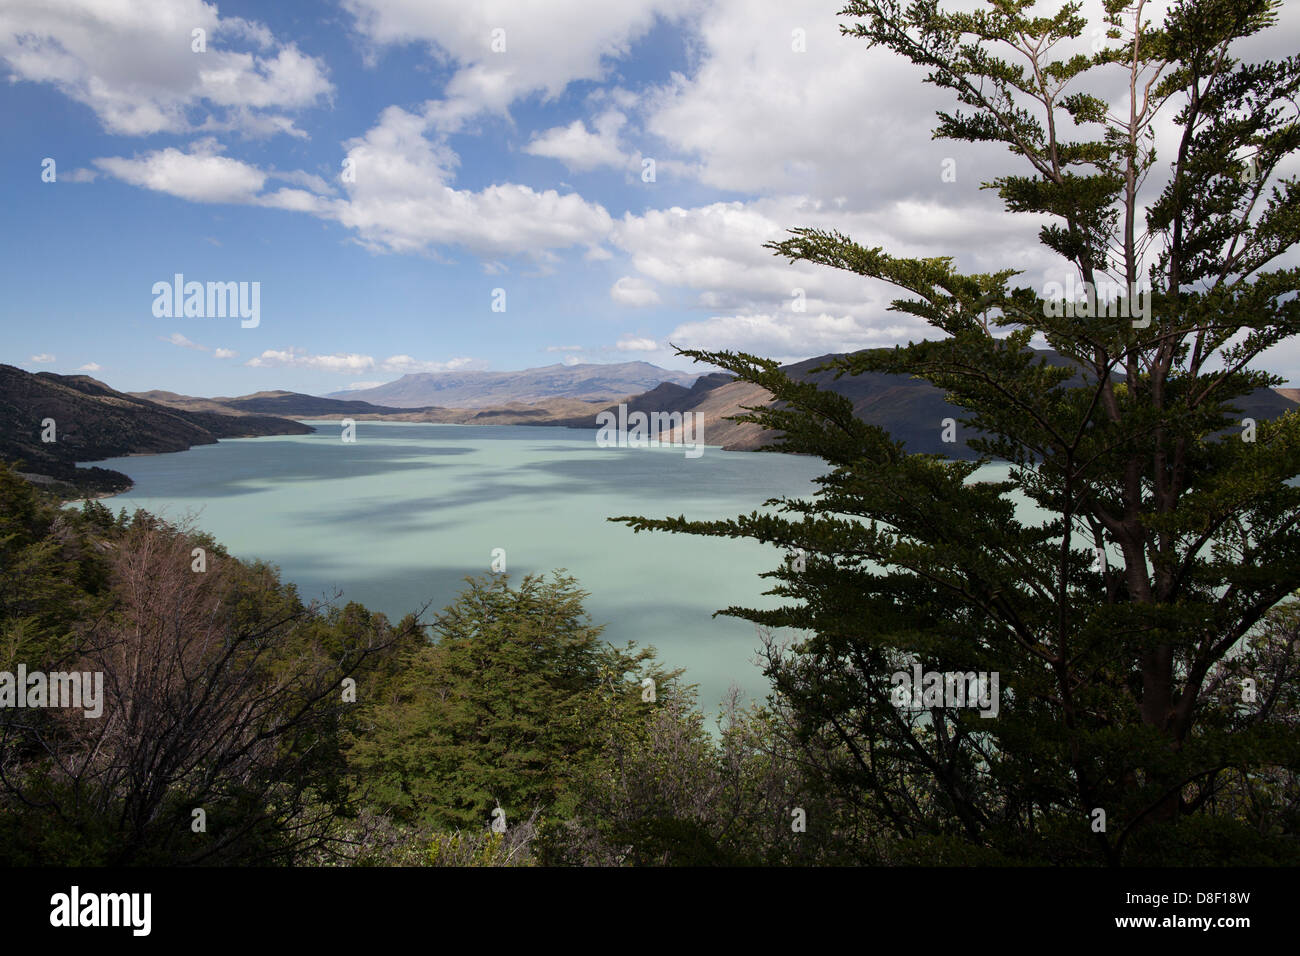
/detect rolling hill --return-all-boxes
[132,388,613,426]
[130,389,425,418]
[2,365,314,494]
[548,350,1300,454]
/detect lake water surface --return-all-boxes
[88,423,832,711]
[82,426,1287,711]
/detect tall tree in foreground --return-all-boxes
[618,0,1300,863]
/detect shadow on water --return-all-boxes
[96,438,477,499]
[299,422,598,443]
[524,451,821,502]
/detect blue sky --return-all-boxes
[2,0,1297,397]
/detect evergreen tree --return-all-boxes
[617,0,1300,864]
[344,572,677,832]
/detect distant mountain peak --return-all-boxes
[326,360,699,409]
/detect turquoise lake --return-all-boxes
[85,422,833,712]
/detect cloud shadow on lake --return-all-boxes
[103,439,477,499]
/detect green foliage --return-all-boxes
[0,465,417,865]
[426,826,537,867]
[0,464,115,667]
[344,572,674,832]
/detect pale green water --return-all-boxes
[87,423,833,711]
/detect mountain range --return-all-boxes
[4,353,1296,494]
[325,362,699,408]
[133,351,1300,456]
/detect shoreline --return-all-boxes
[58,422,320,504]
[63,483,134,507]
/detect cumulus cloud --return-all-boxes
[244,347,482,374]
[642,0,1005,206]
[213,348,238,359]
[29,353,55,363]
[258,187,331,214]
[246,349,374,372]
[162,332,210,351]
[525,109,631,171]
[333,106,615,256]
[76,362,102,372]
[90,110,616,260]
[616,336,658,352]
[0,0,332,137]
[343,0,693,131]
[97,140,267,203]
[609,194,1057,359]
[667,312,911,365]
[610,275,661,306]
[381,354,480,373]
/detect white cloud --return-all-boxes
[162,332,210,351]
[246,349,376,372]
[380,354,480,373]
[259,187,330,214]
[97,141,266,204]
[610,275,661,306]
[273,169,334,194]
[76,362,102,372]
[667,312,911,365]
[611,194,1055,357]
[525,109,630,171]
[616,336,658,352]
[0,0,332,137]
[333,106,615,256]
[89,113,616,260]
[195,45,331,111]
[244,347,482,374]
[90,109,616,260]
[343,0,693,131]
[29,353,55,363]
[546,345,584,352]
[213,348,237,359]
[641,0,995,205]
